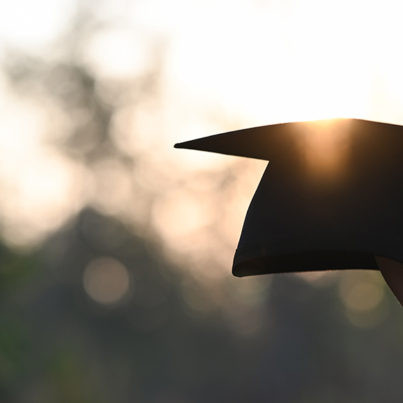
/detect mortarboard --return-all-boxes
[175,118,403,277]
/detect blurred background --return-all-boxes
[1,0,403,401]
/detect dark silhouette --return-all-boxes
[175,119,403,274]
[176,119,403,303]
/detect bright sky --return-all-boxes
[132,0,403,124]
[1,0,403,248]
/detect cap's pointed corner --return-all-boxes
[174,140,201,150]
[174,141,190,149]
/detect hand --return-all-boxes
[375,255,403,306]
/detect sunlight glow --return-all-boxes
[163,0,377,126]
[296,119,352,178]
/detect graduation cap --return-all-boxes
[175,118,403,279]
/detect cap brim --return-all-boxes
[174,118,403,161]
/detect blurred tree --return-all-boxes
[1,209,403,402]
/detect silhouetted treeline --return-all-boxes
[0,209,402,402]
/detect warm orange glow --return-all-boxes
[296,119,352,179]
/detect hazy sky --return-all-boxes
[1,0,403,248]
[2,0,403,123]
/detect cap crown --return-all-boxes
[176,119,403,276]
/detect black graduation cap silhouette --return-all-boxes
[175,118,403,279]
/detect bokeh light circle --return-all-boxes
[83,257,130,305]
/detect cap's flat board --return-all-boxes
[175,118,403,161]
[176,118,403,276]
